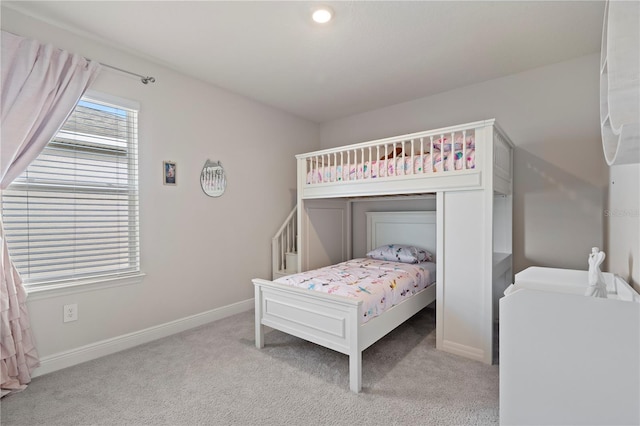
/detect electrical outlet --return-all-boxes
[63,304,78,322]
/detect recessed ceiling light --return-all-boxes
[312,7,333,24]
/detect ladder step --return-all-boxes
[285,252,298,273]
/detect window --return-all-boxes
[1,92,140,289]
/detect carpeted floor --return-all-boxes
[0,307,499,425]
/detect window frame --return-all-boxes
[1,90,144,299]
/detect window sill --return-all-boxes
[26,273,146,301]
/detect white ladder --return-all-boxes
[272,206,298,279]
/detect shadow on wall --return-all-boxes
[629,254,636,290]
[513,147,606,274]
[606,163,640,288]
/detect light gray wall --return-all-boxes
[320,54,608,275]
[2,8,319,358]
[607,164,640,289]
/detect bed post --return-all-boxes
[348,308,362,393]
[349,351,362,393]
[254,282,264,349]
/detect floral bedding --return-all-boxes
[306,135,475,184]
[274,258,436,323]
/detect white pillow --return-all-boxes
[366,244,433,264]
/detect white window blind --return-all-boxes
[1,94,140,286]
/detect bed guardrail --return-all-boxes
[299,122,485,186]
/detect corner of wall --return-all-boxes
[606,163,640,289]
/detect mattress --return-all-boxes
[274,258,436,323]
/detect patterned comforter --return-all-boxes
[306,149,475,184]
[274,258,436,323]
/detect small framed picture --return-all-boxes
[163,161,176,185]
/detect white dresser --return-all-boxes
[499,267,640,425]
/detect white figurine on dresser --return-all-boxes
[499,260,640,425]
[585,247,607,298]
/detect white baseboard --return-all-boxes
[33,298,254,378]
[441,339,486,363]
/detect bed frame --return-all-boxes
[296,119,513,199]
[256,119,513,391]
[253,211,437,393]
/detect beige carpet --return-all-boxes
[0,306,499,425]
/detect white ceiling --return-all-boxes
[5,1,605,123]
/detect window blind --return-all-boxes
[1,95,140,286]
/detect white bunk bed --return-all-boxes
[254,119,514,393]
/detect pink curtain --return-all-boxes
[0,30,100,396]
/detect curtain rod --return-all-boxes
[0,30,156,84]
[100,63,156,85]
